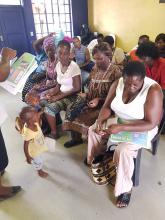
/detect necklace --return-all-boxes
[90,62,111,91]
[60,61,71,74]
[46,58,57,81]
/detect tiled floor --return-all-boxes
[0,88,165,220]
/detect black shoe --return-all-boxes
[0,186,22,201]
[11,186,22,194]
[64,139,83,148]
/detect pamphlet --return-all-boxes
[0,53,38,95]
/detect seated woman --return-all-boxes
[136,41,165,90]
[22,32,65,102]
[129,35,149,61]
[87,61,163,208]
[71,36,95,88]
[104,36,125,69]
[44,40,81,139]
[155,33,165,58]
[22,34,49,102]
[25,35,57,105]
[63,42,122,148]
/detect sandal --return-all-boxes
[116,191,132,208]
[0,186,22,201]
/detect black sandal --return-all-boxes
[116,192,132,208]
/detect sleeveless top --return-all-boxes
[111,77,158,149]
[74,45,86,65]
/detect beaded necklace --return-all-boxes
[90,62,111,92]
[46,58,57,81]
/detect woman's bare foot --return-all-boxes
[38,169,49,178]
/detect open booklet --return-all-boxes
[0,52,38,95]
[109,118,148,147]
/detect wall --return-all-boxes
[71,0,88,36]
[88,0,165,52]
[22,0,36,54]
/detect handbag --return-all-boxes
[91,151,116,186]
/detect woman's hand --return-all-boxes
[105,124,123,134]
[87,98,100,108]
[33,84,41,90]
[48,95,60,103]
[46,80,52,86]
[79,92,87,98]
[95,118,104,134]
[1,47,17,60]
[25,93,40,106]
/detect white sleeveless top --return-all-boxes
[111,77,158,149]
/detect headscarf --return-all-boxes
[43,31,73,52]
[63,36,73,43]
[43,36,56,52]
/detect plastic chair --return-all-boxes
[133,110,165,186]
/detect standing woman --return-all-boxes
[44,40,81,139]
[0,48,21,200]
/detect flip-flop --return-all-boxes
[116,192,132,208]
[0,186,22,201]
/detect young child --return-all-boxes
[16,106,48,178]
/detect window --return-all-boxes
[32,0,73,39]
[0,0,21,5]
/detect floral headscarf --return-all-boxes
[43,36,56,52]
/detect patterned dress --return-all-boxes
[63,63,122,136]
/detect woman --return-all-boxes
[129,35,149,61]
[87,61,163,207]
[104,35,125,68]
[71,36,94,88]
[44,40,81,139]
[63,42,122,148]
[136,41,165,90]
[0,47,21,200]
[22,34,49,102]
[25,35,57,105]
[155,33,165,58]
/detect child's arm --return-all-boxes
[24,141,33,164]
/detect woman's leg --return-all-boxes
[113,142,142,207]
[64,131,83,148]
[44,97,74,138]
[44,114,57,136]
[87,118,117,164]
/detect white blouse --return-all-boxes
[56,61,81,93]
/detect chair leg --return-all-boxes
[132,148,142,187]
[152,138,160,155]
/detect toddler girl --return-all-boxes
[16,106,48,178]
